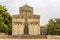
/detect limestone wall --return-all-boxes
[29,25,40,35]
[19,24,24,35]
[12,24,18,35]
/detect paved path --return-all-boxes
[0,39,60,40]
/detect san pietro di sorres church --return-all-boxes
[12,4,41,36]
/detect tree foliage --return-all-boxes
[47,18,60,35]
[0,5,12,35]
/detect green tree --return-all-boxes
[47,18,60,35]
[0,5,12,35]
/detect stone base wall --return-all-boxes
[47,35,60,39]
[0,33,8,38]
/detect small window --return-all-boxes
[21,10,23,12]
[29,10,31,12]
[25,10,27,12]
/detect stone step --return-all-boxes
[20,35,47,39]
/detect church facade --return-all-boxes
[12,5,40,36]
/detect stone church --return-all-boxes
[12,4,40,36]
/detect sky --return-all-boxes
[0,0,60,25]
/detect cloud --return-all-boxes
[0,0,60,25]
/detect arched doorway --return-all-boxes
[24,22,29,34]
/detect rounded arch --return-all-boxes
[24,22,29,34]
